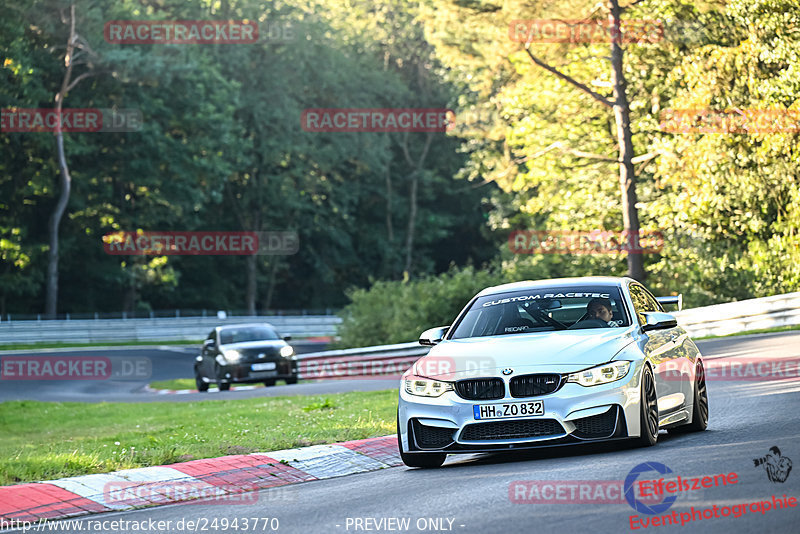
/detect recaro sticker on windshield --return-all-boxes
[481,292,611,307]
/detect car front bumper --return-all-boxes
[398,361,645,455]
[218,359,298,384]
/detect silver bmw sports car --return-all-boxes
[397,277,708,468]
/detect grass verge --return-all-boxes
[147,378,312,390]
[0,390,397,486]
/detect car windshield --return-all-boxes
[449,286,630,340]
[219,326,280,345]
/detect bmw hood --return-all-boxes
[411,327,637,380]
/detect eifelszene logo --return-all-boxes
[624,462,677,515]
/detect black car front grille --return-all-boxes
[509,374,562,398]
[454,378,505,400]
[572,407,618,438]
[460,419,563,441]
[239,349,280,363]
[411,420,456,449]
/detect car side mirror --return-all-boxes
[419,326,449,346]
[642,312,678,332]
[203,339,215,348]
[283,335,292,342]
[655,294,683,311]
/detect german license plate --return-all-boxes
[473,400,544,420]
[251,362,276,371]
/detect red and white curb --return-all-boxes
[0,435,400,523]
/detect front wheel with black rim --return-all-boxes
[668,361,708,434]
[397,417,446,468]
[215,364,231,391]
[635,365,659,447]
[285,375,298,385]
[195,369,209,392]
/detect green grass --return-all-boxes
[695,323,800,340]
[148,378,311,390]
[148,378,239,390]
[0,390,397,486]
[0,340,202,351]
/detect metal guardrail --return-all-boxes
[0,316,341,345]
[297,342,428,380]
[294,292,800,379]
[672,292,800,338]
[2,293,798,379]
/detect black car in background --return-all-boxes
[194,323,298,391]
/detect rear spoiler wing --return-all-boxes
[656,295,683,311]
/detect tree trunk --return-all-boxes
[523,2,646,281]
[122,266,137,312]
[246,206,261,314]
[609,0,645,281]
[45,5,79,317]
[400,131,433,277]
[385,157,394,240]
[245,253,257,315]
[46,134,72,317]
[403,171,418,274]
[262,259,280,312]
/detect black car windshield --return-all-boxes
[219,326,280,344]
[449,286,630,339]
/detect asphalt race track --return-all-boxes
[0,343,396,402]
[2,332,799,533]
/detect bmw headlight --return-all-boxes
[222,349,242,364]
[567,361,631,387]
[404,376,454,397]
[280,345,295,358]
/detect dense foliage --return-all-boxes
[2,0,799,331]
[0,0,497,315]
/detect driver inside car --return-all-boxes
[586,297,619,327]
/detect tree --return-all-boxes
[46,3,100,316]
